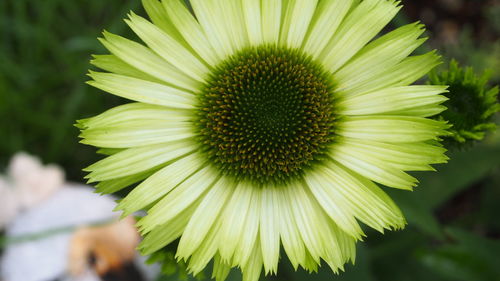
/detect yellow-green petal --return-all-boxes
[261,0,282,44]
[87,71,196,108]
[338,85,448,116]
[115,151,204,216]
[126,12,209,81]
[280,0,319,48]
[137,166,219,232]
[163,0,221,66]
[99,32,200,92]
[320,0,401,73]
[302,0,353,57]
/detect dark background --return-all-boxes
[1,0,499,280]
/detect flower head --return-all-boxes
[429,60,500,148]
[78,0,449,280]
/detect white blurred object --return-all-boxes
[0,152,64,229]
[7,152,65,209]
[0,178,20,230]
[61,269,101,281]
[0,153,157,281]
[1,185,119,281]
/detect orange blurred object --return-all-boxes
[68,217,141,277]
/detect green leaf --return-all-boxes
[418,228,500,281]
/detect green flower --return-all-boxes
[78,0,450,280]
[429,60,500,148]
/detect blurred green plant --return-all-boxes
[148,247,205,281]
[0,0,142,178]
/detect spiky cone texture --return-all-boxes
[429,60,500,149]
[77,0,451,280]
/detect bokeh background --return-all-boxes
[1,0,499,280]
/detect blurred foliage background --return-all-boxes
[0,0,499,280]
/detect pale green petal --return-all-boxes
[219,182,255,262]
[284,182,324,264]
[280,0,319,48]
[340,138,449,167]
[355,173,404,230]
[126,12,209,82]
[302,0,353,58]
[115,152,205,216]
[78,103,191,130]
[212,254,231,281]
[332,132,447,189]
[335,23,426,89]
[334,219,357,264]
[306,194,355,272]
[137,166,219,232]
[339,116,449,143]
[242,240,263,281]
[277,185,306,269]
[304,172,364,239]
[309,162,406,233]
[321,217,355,272]
[190,0,235,58]
[87,72,196,109]
[99,32,200,92]
[259,186,281,275]
[261,0,282,44]
[95,147,124,156]
[338,85,448,116]
[80,120,193,148]
[91,55,164,85]
[84,141,198,182]
[177,176,235,260]
[94,167,157,194]
[389,104,448,117]
[330,145,418,190]
[301,249,319,273]
[218,0,249,51]
[142,0,185,42]
[139,201,199,255]
[164,0,221,65]
[242,0,263,45]
[340,51,442,96]
[187,219,223,275]
[232,191,261,267]
[320,0,401,73]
